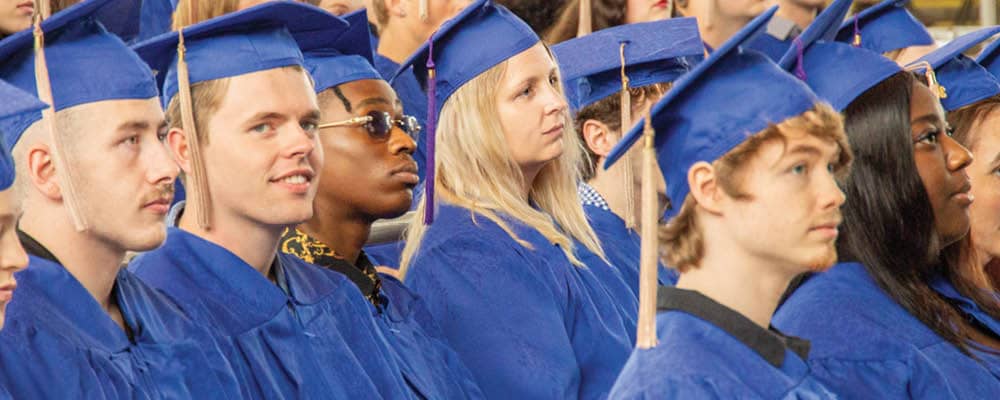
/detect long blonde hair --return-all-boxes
[399,50,606,277]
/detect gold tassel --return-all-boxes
[577,0,592,37]
[176,30,213,230]
[906,61,948,99]
[619,43,636,230]
[33,13,88,231]
[38,0,51,19]
[636,113,659,349]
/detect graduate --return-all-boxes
[396,1,636,397]
[551,17,705,296]
[128,2,416,399]
[835,0,935,65]
[746,0,825,60]
[0,1,244,398]
[607,7,846,398]
[955,37,1000,289]
[0,80,39,332]
[281,9,484,399]
[773,8,1000,399]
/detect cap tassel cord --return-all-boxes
[793,37,807,81]
[905,61,948,99]
[178,0,213,229]
[423,39,437,225]
[419,0,428,21]
[577,0,592,37]
[33,13,88,231]
[852,15,861,47]
[619,43,636,230]
[636,113,659,349]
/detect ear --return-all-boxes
[385,0,405,17]
[687,161,724,216]
[167,127,193,175]
[581,119,615,158]
[24,143,61,201]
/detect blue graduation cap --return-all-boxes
[778,0,902,111]
[551,17,704,112]
[913,27,1000,111]
[976,34,1000,80]
[0,0,159,151]
[391,0,539,223]
[132,0,350,108]
[138,0,178,43]
[0,80,47,190]
[836,0,933,54]
[604,6,821,221]
[303,9,381,94]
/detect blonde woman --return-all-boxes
[395,1,634,398]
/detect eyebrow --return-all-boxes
[356,97,393,109]
[116,120,155,133]
[910,114,943,126]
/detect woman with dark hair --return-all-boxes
[775,70,1000,398]
[543,0,671,44]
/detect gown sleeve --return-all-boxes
[406,231,581,399]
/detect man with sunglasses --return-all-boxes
[280,10,484,399]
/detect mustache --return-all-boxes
[142,183,176,203]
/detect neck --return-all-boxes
[519,166,541,201]
[675,231,795,328]
[377,21,426,64]
[178,205,281,277]
[299,197,371,265]
[20,206,124,316]
[587,165,640,229]
[777,0,819,29]
[702,14,754,50]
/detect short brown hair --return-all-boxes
[661,103,852,272]
[575,83,670,180]
[948,94,1000,151]
[164,77,231,146]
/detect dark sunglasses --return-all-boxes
[318,110,422,140]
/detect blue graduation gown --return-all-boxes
[130,227,416,399]
[746,33,793,62]
[0,253,242,399]
[579,183,679,295]
[376,274,486,399]
[610,286,836,399]
[404,202,634,399]
[374,53,427,182]
[929,275,1000,375]
[775,262,1000,399]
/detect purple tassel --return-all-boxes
[793,37,807,81]
[852,16,861,47]
[424,39,437,224]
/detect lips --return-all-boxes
[654,0,668,9]
[271,168,315,194]
[142,197,172,214]
[391,161,420,186]
[542,123,564,136]
[0,280,15,303]
[16,1,33,13]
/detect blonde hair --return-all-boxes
[172,0,242,29]
[399,51,606,277]
[661,103,851,272]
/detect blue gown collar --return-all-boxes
[657,286,810,367]
[930,274,1000,336]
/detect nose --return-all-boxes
[942,134,973,172]
[543,80,569,118]
[284,122,319,161]
[0,230,28,276]
[819,170,847,211]
[388,123,417,155]
[146,136,180,186]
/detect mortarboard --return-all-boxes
[976,33,1000,80]
[132,0,348,229]
[551,17,704,113]
[391,0,538,224]
[836,0,933,54]
[604,6,820,221]
[912,26,1000,112]
[779,0,902,111]
[303,9,381,94]
[0,80,47,190]
[138,0,179,44]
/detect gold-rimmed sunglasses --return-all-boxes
[318,110,422,140]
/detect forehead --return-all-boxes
[501,44,556,82]
[909,81,944,122]
[752,128,843,165]
[335,79,399,107]
[59,97,164,133]
[218,67,318,115]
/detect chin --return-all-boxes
[124,230,168,252]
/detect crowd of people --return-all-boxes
[1,0,1000,398]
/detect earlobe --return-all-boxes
[687,161,724,215]
[582,119,613,157]
[25,144,61,201]
[167,128,193,174]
